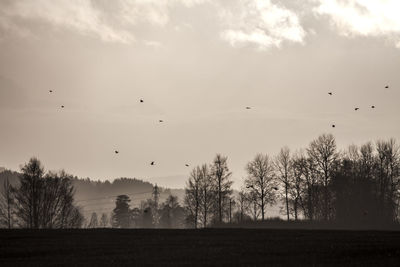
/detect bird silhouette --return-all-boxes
[185,164,189,167]
[355,107,359,111]
[332,124,336,128]
[61,105,64,108]
[371,105,375,109]
[115,150,119,154]
[273,187,279,191]
[49,90,53,93]
[385,85,389,89]
[140,99,144,103]
[246,107,251,110]
[159,120,163,123]
[328,92,333,95]
[151,161,155,166]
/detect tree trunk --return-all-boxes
[324,172,329,221]
[261,189,265,221]
[229,199,232,223]
[285,182,289,221]
[194,193,199,229]
[308,187,313,221]
[253,202,257,221]
[7,199,11,229]
[218,179,222,223]
[203,199,207,227]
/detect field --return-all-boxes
[1,229,400,266]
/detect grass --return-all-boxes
[1,229,400,266]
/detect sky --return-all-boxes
[0,0,400,189]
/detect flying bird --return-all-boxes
[385,85,389,89]
[140,99,144,103]
[151,161,155,166]
[371,105,375,109]
[355,107,359,111]
[49,90,53,93]
[185,164,189,167]
[159,120,163,123]
[115,150,119,154]
[246,107,251,110]
[328,92,333,95]
[332,124,336,128]
[61,105,64,108]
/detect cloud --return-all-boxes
[0,0,208,44]
[3,0,399,50]
[0,0,134,43]
[0,0,306,49]
[219,0,306,49]
[313,0,400,46]
[143,40,163,49]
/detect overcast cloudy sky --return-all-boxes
[1,0,399,188]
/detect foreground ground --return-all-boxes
[1,229,400,266]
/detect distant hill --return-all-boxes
[73,177,185,218]
[146,174,188,190]
[0,169,184,219]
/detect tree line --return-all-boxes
[184,134,400,228]
[1,134,399,229]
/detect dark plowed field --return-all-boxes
[1,229,400,266]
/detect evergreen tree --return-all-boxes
[112,195,131,228]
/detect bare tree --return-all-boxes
[184,167,202,228]
[159,195,184,228]
[228,197,236,223]
[13,157,45,228]
[289,152,306,221]
[274,147,292,221]
[40,171,76,228]
[65,206,84,228]
[360,142,375,181]
[0,178,14,228]
[376,139,400,222]
[160,195,176,228]
[245,154,277,221]
[246,191,261,221]
[210,154,233,223]
[291,151,320,221]
[5,158,83,229]
[199,164,215,227]
[236,190,249,223]
[307,134,338,221]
